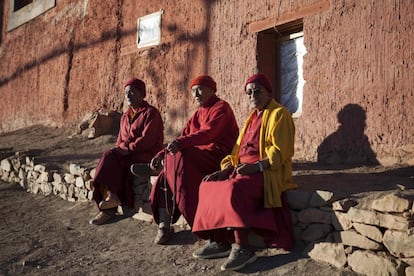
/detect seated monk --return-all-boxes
[132,75,239,244]
[191,73,297,271]
[89,77,164,225]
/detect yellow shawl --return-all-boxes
[221,99,297,208]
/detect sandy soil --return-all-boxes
[0,125,413,275]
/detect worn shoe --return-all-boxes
[153,227,174,244]
[89,210,116,225]
[130,163,151,176]
[220,244,257,271]
[98,197,121,210]
[192,241,232,259]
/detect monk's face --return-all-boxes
[191,85,214,106]
[124,85,144,109]
[245,82,272,110]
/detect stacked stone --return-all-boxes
[131,174,154,222]
[0,152,189,228]
[0,153,94,202]
[287,189,414,276]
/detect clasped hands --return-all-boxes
[202,162,263,182]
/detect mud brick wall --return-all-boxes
[1,0,413,163]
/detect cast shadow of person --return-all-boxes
[317,103,379,168]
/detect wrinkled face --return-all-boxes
[124,85,144,109]
[245,82,271,110]
[191,85,214,106]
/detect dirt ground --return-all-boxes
[0,125,413,275]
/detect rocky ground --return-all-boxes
[0,125,413,275]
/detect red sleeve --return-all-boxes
[175,101,233,149]
[180,118,192,136]
[116,113,129,150]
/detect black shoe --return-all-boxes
[220,244,257,271]
[130,163,151,176]
[153,227,174,244]
[192,241,231,259]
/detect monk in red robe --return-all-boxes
[90,77,163,225]
[145,75,238,244]
[192,73,297,271]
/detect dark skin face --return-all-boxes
[245,82,272,111]
[124,85,144,109]
[191,84,215,106]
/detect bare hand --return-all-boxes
[236,163,259,175]
[202,167,233,181]
[166,140,180,155]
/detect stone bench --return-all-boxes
[131,169,189,229]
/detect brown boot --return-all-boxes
[89,209,116,225]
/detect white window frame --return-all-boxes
[8,0,55,31]
[137,10,163,49]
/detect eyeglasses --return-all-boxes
[245,88,264,96]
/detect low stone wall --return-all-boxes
[1,152,413,275]
[1,152,94,202]
[0,152,189,228]
[287,189,414,275]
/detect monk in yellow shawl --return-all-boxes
[192,73,297,271]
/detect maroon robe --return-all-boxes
[150,94,238,227]
[192,112,294,250]
[93,101,163,209]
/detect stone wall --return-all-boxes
[0,152,189,228]
[1,0,413,164]
[288,189,414,275]
[1,151,413,275]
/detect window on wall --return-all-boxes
[14,0,33,11]
[137,10,163,49]
[257,19,306,117]
[8,0,55,31]
[278,31,306,116]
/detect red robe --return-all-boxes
[93,101,163,209]
[192,112,294,250]
[150,94,238,227]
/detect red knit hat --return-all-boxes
[124,77,146,97]
[190,75,217,92]
[244,73,272,94]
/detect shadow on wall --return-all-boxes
[317,103,379,167]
